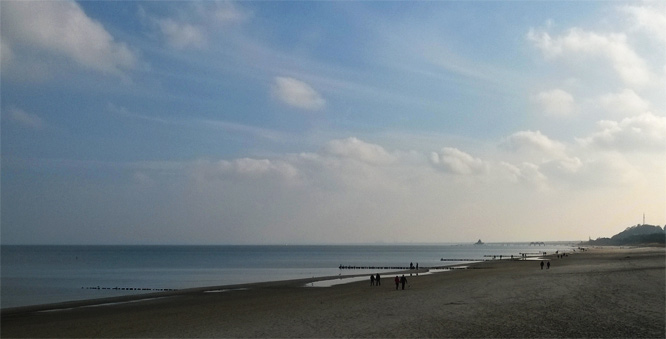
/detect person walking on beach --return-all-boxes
[540,260,544,270]
[375,273,381,286]
[400,275,407,290]
[547,261,551,269]
[394,276,400,290]
[370,274,375,286]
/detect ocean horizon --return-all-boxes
[1,243,578,309]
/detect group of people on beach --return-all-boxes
[370,262,418,290]
[395,275,407,290]
[369,273,381,286]
[539,250,571,269]
[540,260,551,269]
[370,274,408,290]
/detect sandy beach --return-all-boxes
[2,246,664,338]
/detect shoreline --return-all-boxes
[3,243,571,310]
[1,255,559,313]
[0,268,430,316]
[2,246,664,338]
[0,259,501,315]
[1,256,498,313]
[0,246,613,314]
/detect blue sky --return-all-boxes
[2,1,665,245]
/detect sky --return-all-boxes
[1,1,665,245]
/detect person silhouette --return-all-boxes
[400,275,407,290]
[394,276,399,290]
[540,261,544,270]
[375,273,381,286]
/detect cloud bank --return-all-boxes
[528,27,651,87]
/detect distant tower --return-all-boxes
[643,213,645,225]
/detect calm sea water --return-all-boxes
[1,243,576,308]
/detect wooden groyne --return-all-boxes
[338,265,414,270]
[82,286,178,292]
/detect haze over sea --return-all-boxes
[1,243,576,308]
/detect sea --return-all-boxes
[1,243,577,309]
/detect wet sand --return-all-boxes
[2,246,664,338]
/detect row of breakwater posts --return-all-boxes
[341,253,552,269]
[82,286,178,291]
[339,261,490,269]
[339,265,419,270]
[483,252,548,260]
[441,254,546,261]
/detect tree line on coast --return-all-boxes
[584,224,665,246]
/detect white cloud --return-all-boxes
[430,147,487,175]
[517,162,549,188]
[501,130,567,159]
[599,89,650,117]
[157,18,207,50]
[620,3,666,45]
[272,77,326,110]
[578,112,666,152]
[6,107,45,130]
[193,158,299,183]
[500,161,548,189]
[1,0,137,75]
[527,27,651,86]
[500,130,585,182]
[145,1,249,50]
[185,136,615,242]
[323,137,395,165]
[546,156,583,174]
[9,134,663,244]
[533,89,575,116]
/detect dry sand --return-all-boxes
[2,246,664,338]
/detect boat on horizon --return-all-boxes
[474,239,484,245]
